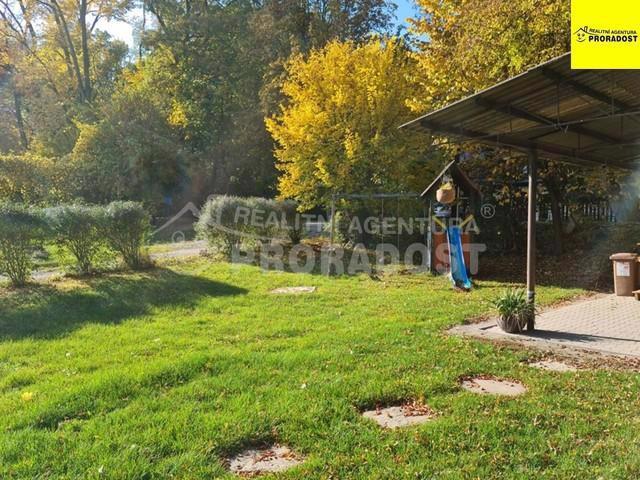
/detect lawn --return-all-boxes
[0,259,638,479]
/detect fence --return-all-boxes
[537,202,617,223]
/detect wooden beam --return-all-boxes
[526,149,537,331]
[418,119,632,170]
[475,97,621,145]
[540,68,634,112]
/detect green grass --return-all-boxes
[0,260,638,479]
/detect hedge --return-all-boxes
[0,203,49,286]
[45,204,105,274]
[196,195,302,259]
[102,201,151,270]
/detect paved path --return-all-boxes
[451,295,640,357]
[148,240,207,260]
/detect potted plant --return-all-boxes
[493,288,535,333]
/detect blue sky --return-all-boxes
[100,1,419,46]
[395,0,417,27]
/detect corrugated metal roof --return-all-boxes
[401,53,640,170]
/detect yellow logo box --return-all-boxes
[571,0,640,69]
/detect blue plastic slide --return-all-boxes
[447,226,472,290]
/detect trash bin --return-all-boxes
[610,253,638,296]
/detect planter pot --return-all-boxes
[496,314,527,333]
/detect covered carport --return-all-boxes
[401,52,640,330]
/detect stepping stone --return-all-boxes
[227,445,303,476]
[270,286,316,295]
[461,376,527,396]
[529,359,577,372]
[362,402,436,429]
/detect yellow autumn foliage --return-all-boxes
[0,153,70,204]
[409,0,570,112]
[266,38,434,210]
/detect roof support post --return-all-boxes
[526,149,538,330]
[329,193,336,247]
[328,193,337,277]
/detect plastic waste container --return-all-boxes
[610,253,638,296]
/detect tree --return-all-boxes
[137,0,398,202]
[266,38,433,210]
[409,0,619,255]
[2,0,400,205]
[409,0,570,110]
[0,0,131,103]
[250,0,395,52]
[0,152,70,204]
[0,0,131,155]
[71,63,185,207]
[255,0,397,116]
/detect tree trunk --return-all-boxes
[139,0,147,60]
[50,0,86,102]
[79,0,92,101]
[12,88,29,150]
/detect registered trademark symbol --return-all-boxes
[481,203,496,219]
[172,230,186,243]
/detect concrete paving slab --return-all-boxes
[270,286,316,295]
[461,377,527,396]
[451,295,640,358]
[363,403,435,429]
[227,445,303,475]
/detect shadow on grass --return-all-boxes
[0,268,247,340]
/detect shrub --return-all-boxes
[196,196,309,259]
[247,197,283,242]
[0,153,71,205]
[323,210,347,244]
[196,196,305,258]
[196,195,247,259]
[45,204,106,274]
[0,203,49,286]
[279,200,303,245]
[493,288,535,333]
[102,201,151,270]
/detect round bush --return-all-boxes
[0,203,49,286]
[102,201,151,270]
[45,204,106,274]
[246,197,281,241]
[196,195,248,259]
